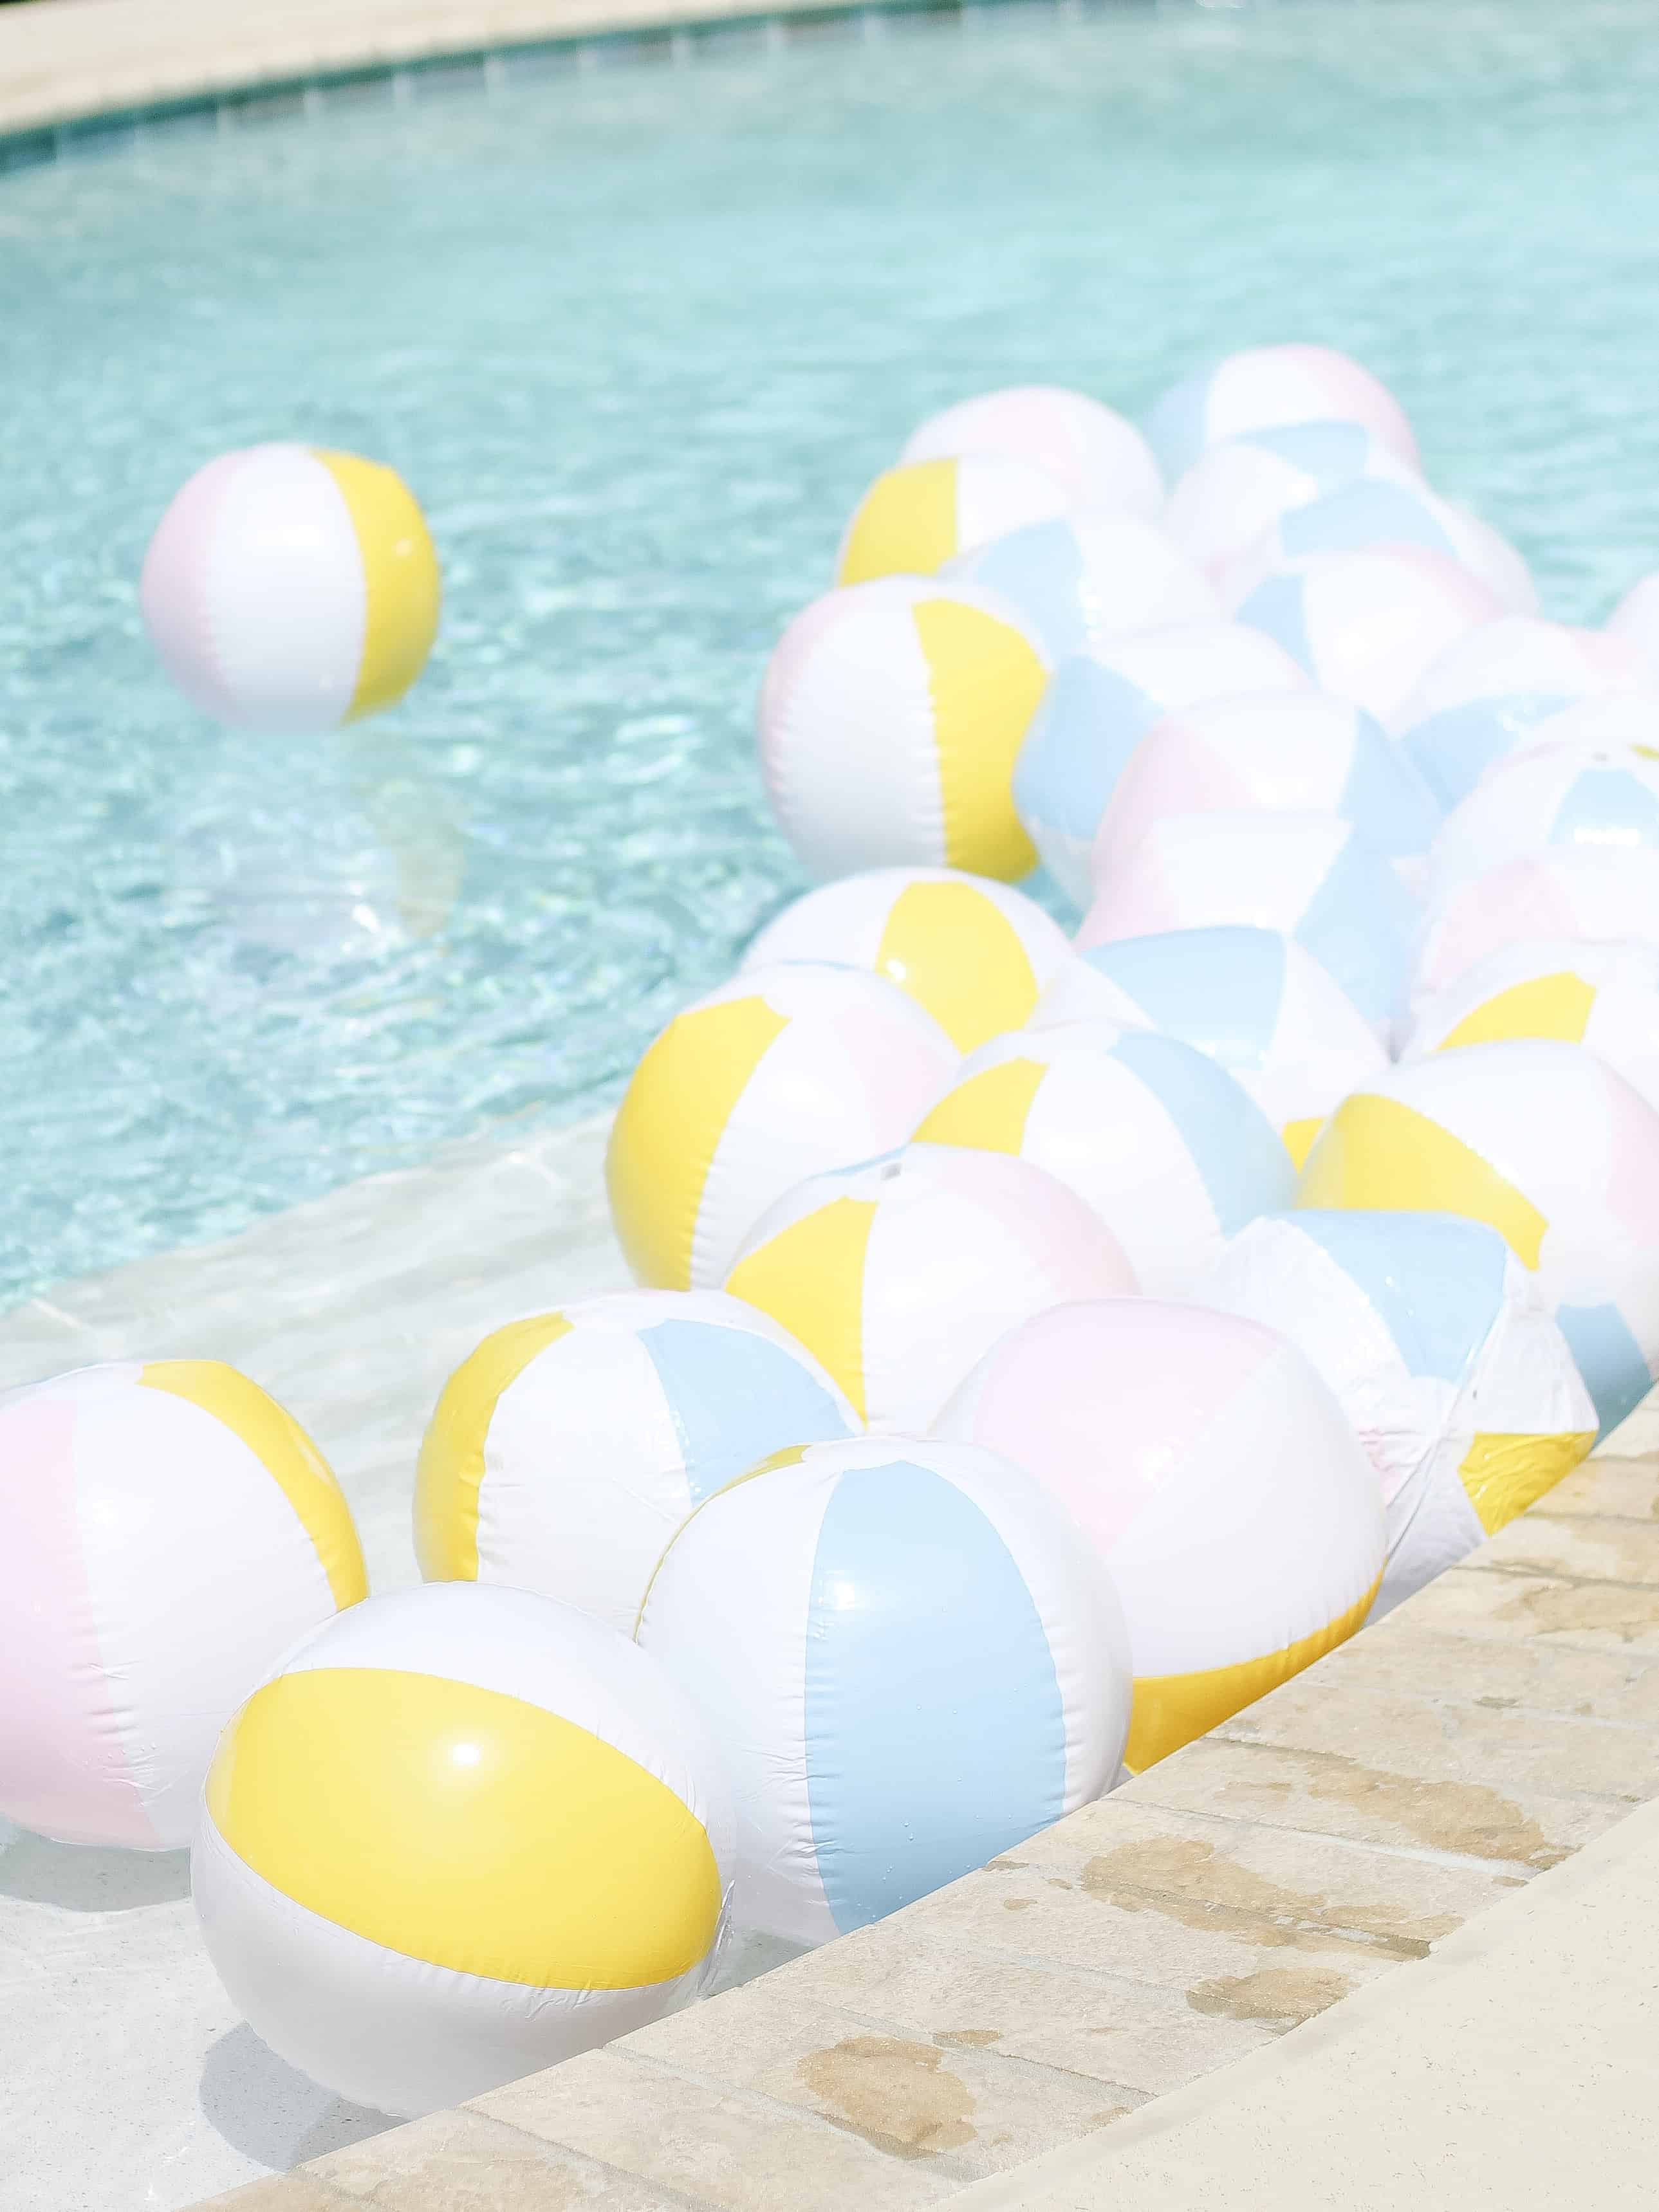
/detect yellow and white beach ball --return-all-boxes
[758,578,1050,881]
[0,1360,365,1850]
[934,1299,1383,1773]
[725,1142,1136,1432]
[606,961,958,1293]
[739,866,1070,1052]
[900,385,1165,519]
[192,1583,734,2116]
[835,454,1070,585]
[913,1018,1295,1293]
[1295,1040,1659,1438]
[140,444,440,733]
[415,1288,857,1634]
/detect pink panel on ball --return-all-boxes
[138,450,250,726]
[1417,859,1579,996]
[935,1150,1139,1295]
[1093,714,1257,871]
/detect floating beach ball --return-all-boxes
[0,1361,365,1850]
[1089,690,1441,889]
[1427,740,1659,898]
[740,867,1070,1052]
[1197,1213,1596,1618]
[414,1290,858,1636]
[1238,548,1501,723]
[1221,479,1536,616]
[725,1143,1135,1432]
[192,1583,733,2116]
[758,577,1048,881]
[1033,927,1388,1166]
[1012,620,1308,905]
[1405,938,1659,1116]
[1296,1040,1659,1435]
[1168,421,1422,583]
[1414,849,1659,1004]
[914,1020,1293,1293]
[1144,344,1420,483]
[1078,811,1421,1043]
[835,455,1069,585]
[636,1435,1131,1945]
[140,444,440,733]
[945,514,1219,659]
[934,1300,1383,1772]
[902,385,1163,519]
[1608,571,1659,680]
[607,963,957,1293]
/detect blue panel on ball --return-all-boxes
[1279,479,1453,562]
[1236,572,1313,674]
[804,1459,1065,1936]
[1080,925,1285,1065]
[1553,1301,1653,1440]
[1012,655,1165,843]
[1295,833,1418,1029]
[1109,1027,1295,1231]
[1141,364,1217,481]
[639,1320,853,1504]
[1284,1209,1508,1385]
[958,521,1090,660]
[1243,419,1379,487]
[1399,695,1570,809]
[1337,710,1444,857]
[1548,768,1659,854]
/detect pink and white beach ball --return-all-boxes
[1144,344,1420,483]
[1413,848,1659,1007]
[902,385,1164,520]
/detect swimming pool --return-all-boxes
[3,0,1658,1305]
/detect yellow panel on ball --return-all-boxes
[313,448,443,721]
[914,596,1046,878]
[414,1312,575,1581]
[1296,1091,1546,1267]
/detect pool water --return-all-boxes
[3,0,1658,1304]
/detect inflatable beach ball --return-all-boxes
[1426,740,1659,898]
[0,1360,364,1851]
[1012,620,1308,906]
[758,577,1048,881]
[1089,690,1441,889]
[945,514,1219,659]
[934,1300,1382,1773]
[193,1584,732,2116]
[1168,421,1422,583]
[1221,477,1536,617]
[1238,548,1501,724]
[1078,811,1421,1044]
[725,1142,1135,1432]
[1033,927,1388,1167]
[1144,344,1420,484]
[900,385,1164,519]
[914,1019,1293,1294]
[1296,1041,1659,1436]
[607,962,956,1293]
[1609,571,1659,680]
[415,1289,857,1636]
[1414,848,1659,1006]
[141,444,440,734]
[1406,938,1659,1116]
[835,455,1068,586]
[636,1435,1131,1946]
[741,867,1069,1053]
[1198,1213,1595,1619]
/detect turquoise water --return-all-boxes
[3,0,1658,1302]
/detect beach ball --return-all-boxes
[1012,620,1308,905]
[1033,927,1387,1166]
[758,577,1048,881]
[900,385,1164,519]
[1078,811,1421,1043]
[1197,1213,1596,1618]
[1168,421,1423,582]
[1405,938,1659,1116]
[835,455,1069,586]
[140,444,440,733]
[724,1143,1135,1432]
[1426,740,1659,898]
[607,962,957,1293]
[1222,478,1535,616]
[415,1290,858,1636]
[934,1300,1383,1772]
[192,1583,733,2116]
[1609,571,1659,680]
[0,1360,365,1851]
[1238,548,1501,724]
[1089,690,1441,889]
[739,866,1070,1052]
[1414,849,1659,1005]
[945,514,1219,659]
[636,1435,1131,1945]
[1295,1041,1659,1435]
[1144,345,1420,483]
[914,1019,1293,1293]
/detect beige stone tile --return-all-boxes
[1404,1561,1659,1654]
[1539,1456,1659,1521]
[1466,1513,1659,1589]
[309,2106,693,2207]
[190,2180,356,2211]
[1296,1612,1659,1729]
[473,2048,961,2212]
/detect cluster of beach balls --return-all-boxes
[9,343,1659,2124]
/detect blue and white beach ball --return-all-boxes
[1012,621,1308,905]
[1223,477,1536,616]
[415,1289,858,1635]
[945,513,1218,659]
[1168,419,1422,584]
[636,1435,1132,1945]
[1144,344,1420,484]
[1427,740,1659,897]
